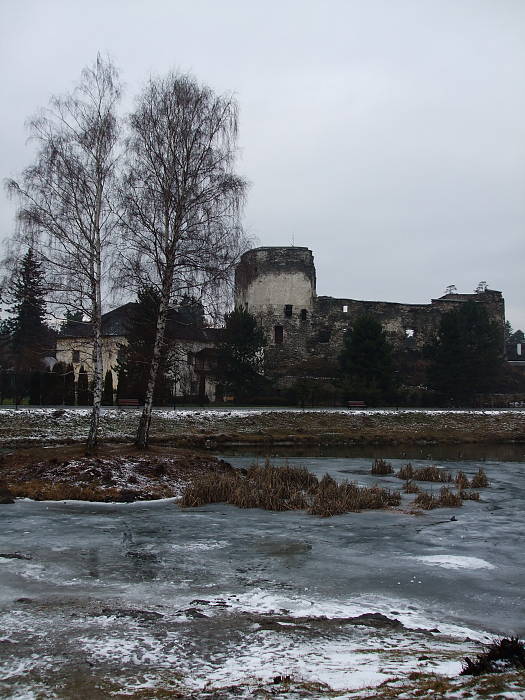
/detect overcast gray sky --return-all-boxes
[1,0,524,328]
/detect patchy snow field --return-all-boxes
[0,406,524,448]
[1,453,524,697]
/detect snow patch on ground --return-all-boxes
[415,555,495,570]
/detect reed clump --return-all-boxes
[413,486,463,510]
[460,490,480,501]
[471,468,489,488]
[309,476,401,517]
[371,458,394,475]
[399,464,452,482]
[181,463,401,517]
[455,471,471,489]
[403,480,420,494]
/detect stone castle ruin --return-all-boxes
[234,246,505,379]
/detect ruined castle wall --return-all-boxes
[234,246,506,378]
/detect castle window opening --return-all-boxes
[274,325,284,344]
[300,309,307,321]
[72,350,80,363]
[405,328,415,338]
[342,305,348,313]
[318,328,331,343]
[284,304,293,317]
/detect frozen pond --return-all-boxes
[1,454,524,697]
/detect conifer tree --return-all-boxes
[429,301,503,402]
[102,370,114,406]
[10,249,51,371]
[339,315,396,404]
[215,308,265,400]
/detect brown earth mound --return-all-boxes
[0,444,232,502]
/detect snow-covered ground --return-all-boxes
[1,454,524,697]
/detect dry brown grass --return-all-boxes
[6,480,162,502]
[471,468,489,488]
[455,471,471,489]
[403,480,421,494]
[460,490,480,501]
[309,478,401,517]
[397,464,453,482]
[371,458,394,475]
[180,463,314,512]
[413,486,464,509]
[181,463,402,517]
[413,491,438,509]
[438,486,463,507]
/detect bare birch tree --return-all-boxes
[6,55,121,449]
[118,73,247,448]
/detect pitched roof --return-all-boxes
[59,303,221,343]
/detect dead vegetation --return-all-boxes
[461,636,525,676]
[0,444,233,502]
[397,463,453,482]
[181,462,401,517]
[371,458,394,475]
[413,486,463,510]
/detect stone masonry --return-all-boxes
[234,246,505,377]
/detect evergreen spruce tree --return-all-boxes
[215,308,266,401]
[429,301,503,402]
[339,315,396,404]
[10,249,51,371]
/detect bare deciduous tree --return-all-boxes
[118,72,247,447]
[6,55,121,449]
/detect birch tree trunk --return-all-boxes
[119,72,247,449]
[135,290,170,448]
[7,56,121,451]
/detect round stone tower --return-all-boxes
[235,246,316,312]
[234,247,317,373]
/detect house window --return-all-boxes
[342,305,348,313]
[72,350,80,363]
[274,325,284,344]
[405,328,415,338]
[284,304,293,317]
[300,309,307,321]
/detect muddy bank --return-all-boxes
[0,444,232,502]
[0,407,524,448]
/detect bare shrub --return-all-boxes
[471,468,489,488]
[371,458,393,475]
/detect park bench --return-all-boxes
[347,400,366,409]
[117,398,141,407]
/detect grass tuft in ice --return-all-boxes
[471,468,489,488]
[461,636,525,676]
[370,458,393,475]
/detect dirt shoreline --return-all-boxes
[0,408,524,449]
[0,444,233,502]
